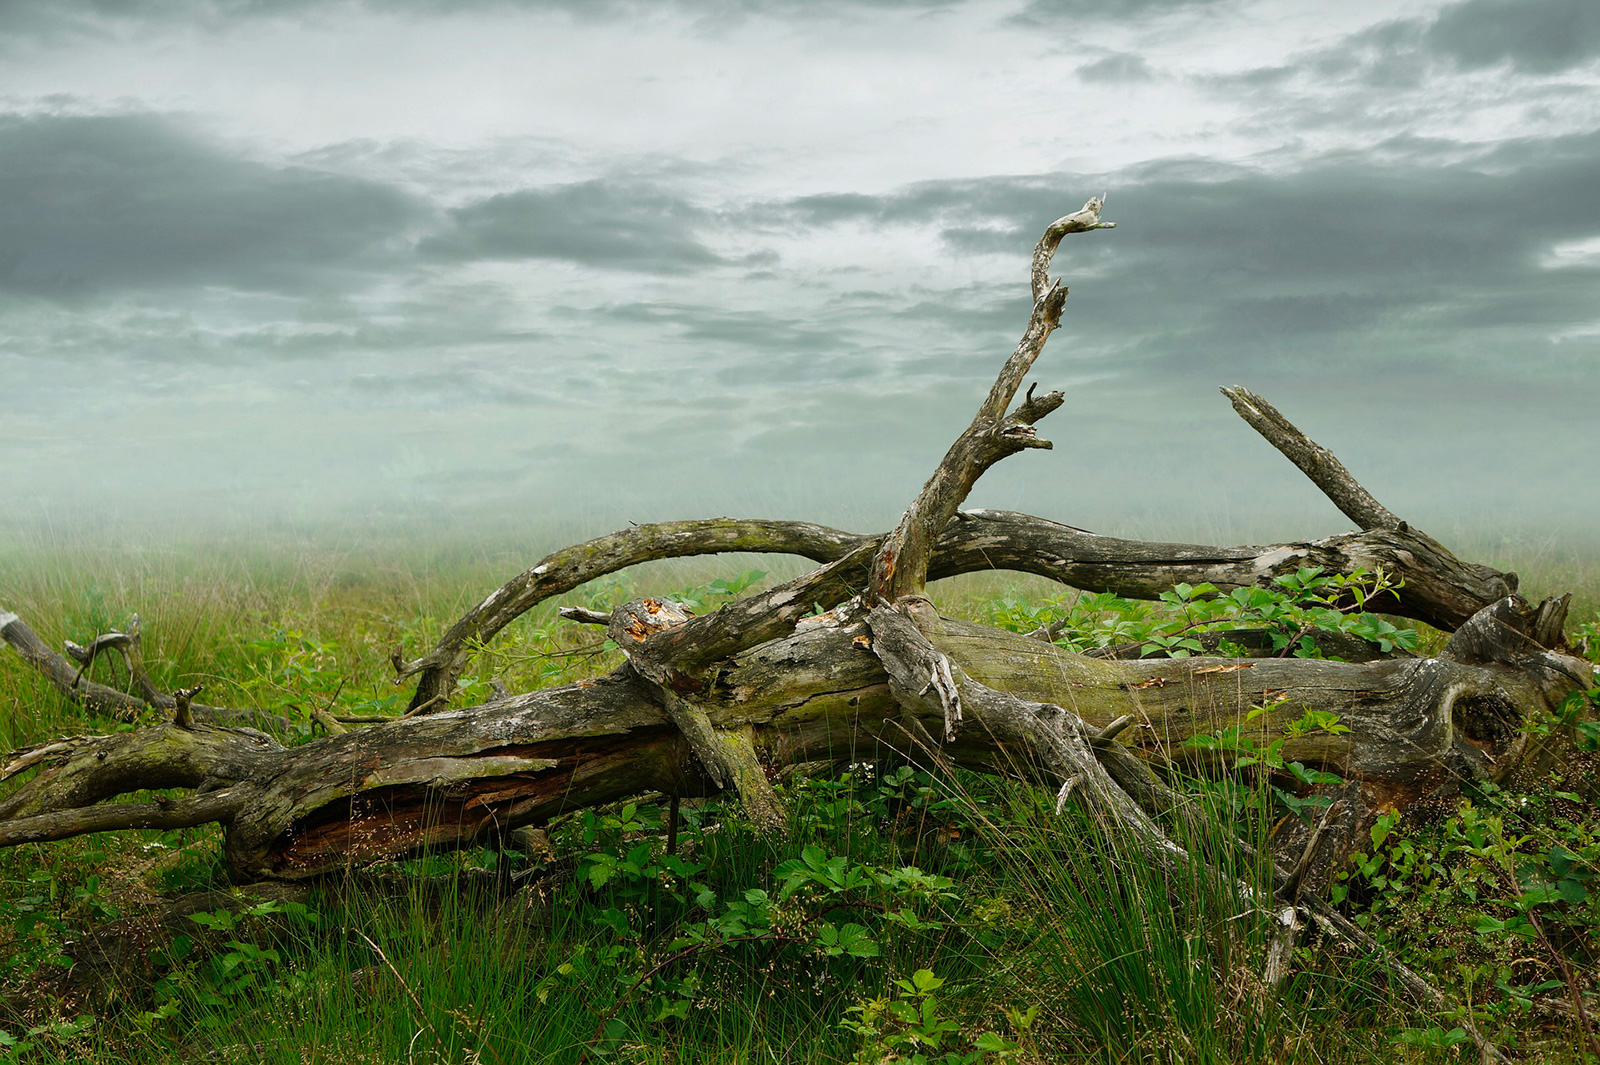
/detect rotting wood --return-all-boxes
[0,592,1586,881]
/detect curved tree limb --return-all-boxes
[401,518,865,711]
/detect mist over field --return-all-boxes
[1,0,1597,559]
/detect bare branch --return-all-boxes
[0,789,245,848]
[1030,193,1116,304]
[867,198,1114,606]
[403,518,867,711]
[558,606,612,625]
[1,609,281,730]
[1221,386,1399,529]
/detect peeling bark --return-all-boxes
[1,594,1586,883]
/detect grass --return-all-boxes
[1,528,1597,1064]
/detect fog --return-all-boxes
[2,0,1596,556]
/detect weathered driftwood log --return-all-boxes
[0,592,1588,882]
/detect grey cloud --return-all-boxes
[779,192,889,227]
[0,0,958,43]
[0,0,1245,47]
[1086,143,1600,378]
[770,128,1600,388]
[939,226,1030,254]
[1015,0,1236,23]
[602,301,863,365]
[775,176,1058,230]
[0,111,424,297]
[1077,53,1155,83]
[348,365,548,409]
[1424,0,1600,74]
[420,181,725,273]
[1219,0,1600,100]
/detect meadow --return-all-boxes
[1,523,1596,1064]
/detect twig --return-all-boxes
[349,927,437,1043]
[558,606,611,626]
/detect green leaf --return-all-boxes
[836,924,879,958]
[1547,843,1578,878]
[1516,886,1563,907]
[975,1031,1015,1053]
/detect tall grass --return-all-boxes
[1,531,1596,1063]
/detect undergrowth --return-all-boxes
[0,543,1597,1064]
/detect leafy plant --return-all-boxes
[988,568,1420,663]
[841,968,1029,1065]
[1184,702,1348,822]
[1339,779,1599,1044]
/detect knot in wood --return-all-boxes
[607,597,695,647]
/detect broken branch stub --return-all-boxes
[1223,385,1399,530]
[606,598,784,833]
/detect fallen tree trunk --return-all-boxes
[1,590,1588,883]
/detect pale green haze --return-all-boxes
[1,0,1597,551]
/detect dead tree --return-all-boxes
[2,198,1592,1052]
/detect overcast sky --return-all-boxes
[2,0,1597,550]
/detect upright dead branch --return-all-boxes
[867,195,1114,606]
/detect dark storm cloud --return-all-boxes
[0,112,424,297]
[420,182,725,273]
[773,128,1600,381]
[1424,0,1600,74]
